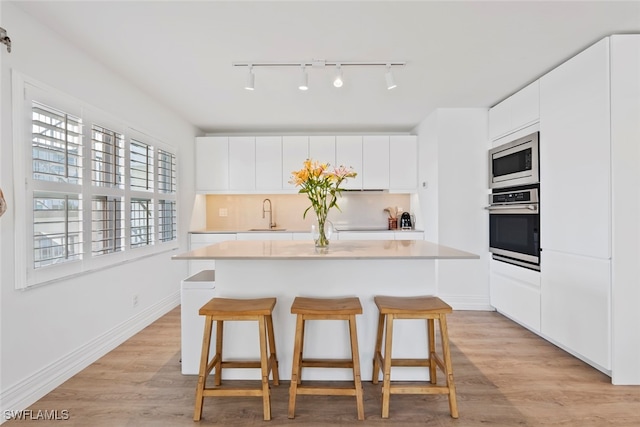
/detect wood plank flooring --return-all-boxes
[5,307,640,426]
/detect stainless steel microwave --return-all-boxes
[488,132,539,189]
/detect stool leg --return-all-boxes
[194,315,214,421]
[296,319,305,385]
[266,314,280,386]
[438,314,458,419]
[214,320,224,386]
[348,315,365,421]
[372,311,385,384]
[381,314,394,419]
[258,316,271,421]
[427,318,437,384]
[288,314,304,419]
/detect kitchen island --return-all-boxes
[173,240,478,380]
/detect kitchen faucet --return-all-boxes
[262,198,276,229]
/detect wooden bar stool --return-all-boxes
[193,297,279,421]
[372,295,458,419]
[288,296,365,421]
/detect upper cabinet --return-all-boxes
[196,134,417,193]
[228,136,256,191]
[389,135,418,192]
[309,136,336,165]
[195,136,229,192]
[336,136,363,190]
[539,38,611,259]
[362,136,390,189]
[256,136,282,191]
[282,136,309,190]
[489,80,540,141]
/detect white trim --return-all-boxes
[0,292,180,416]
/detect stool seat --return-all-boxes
[374,295,452,315]
[194,297,279,422]
[288,296,365,421]
[290,296,363,315]
[199,297,277,316]
[372,295,458,419]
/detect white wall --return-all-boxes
[0,3,199,413]
[414,108,490,310]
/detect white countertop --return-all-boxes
[173,239,478,260]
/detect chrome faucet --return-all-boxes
[262,198,276,229]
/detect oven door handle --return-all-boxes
[484,204,538,212]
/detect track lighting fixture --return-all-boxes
[333,64,343,88]
[385,64,397,90]
[244,65,255,91]
[233,60,405,91]
[298,65,309,91]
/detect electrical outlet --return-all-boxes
[133,294,139,308]
[219,208,228,217]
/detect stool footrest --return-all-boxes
[389,358,431,367]
[301,358,354,368]
[388,384,452,395]
[296,386,359,396]
[220,360,262,369]
[202,387,266,397]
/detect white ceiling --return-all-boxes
[12,1,640,134]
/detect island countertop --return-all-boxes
[172,239,479,261]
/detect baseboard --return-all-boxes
[0,291,180,421]
[439,294,494,311]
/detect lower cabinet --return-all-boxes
[236,232,293,241]
[337,231,395,241]
[490,260,541,332]
[540,250,611,371]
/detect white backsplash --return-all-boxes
[204,193,412,231]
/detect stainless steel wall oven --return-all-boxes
[488,186,540,271]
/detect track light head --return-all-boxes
[298,65,309,91]
[385,64,397,90]
[333,65,343,88]
[245,65,255,91]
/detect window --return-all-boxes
[15,77,179,288]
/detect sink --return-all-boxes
[247,228,287,232]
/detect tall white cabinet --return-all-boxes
[539,38,611,372]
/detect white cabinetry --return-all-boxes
[490,260,541,333]
[489,80,540,140]
[236,232,293,241]
[541,250,611,370]
[540,38,611,259]
[228,136,256,191]
[389,135,418,192]
[337,232,395,241]
[282,136,309,190]
[362,136,390,189]
[195,136,229,192]
[309,136,336,165]
[256,136,282,190]
[188,233,237,275]
[394,231,424,241]
[336,136,363,190]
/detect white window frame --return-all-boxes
[12,73,179,289]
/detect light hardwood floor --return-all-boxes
[5,307,640,426]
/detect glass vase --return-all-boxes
[311,217,333,253]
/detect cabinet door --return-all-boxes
[256,136,282,190]
[540,38,611,258]
[228,136,256,191]
[309,136,336,165]
[394,231,423,240]
[489,100,511,140]
[282,136,309,190]
[541,250,611,370]
[490,260,541,332]
[362,136,390,189]
[337,232,394,241]
[389,135,418,191]
[195,137,228,191]
[510,80,539,131]
[336,136,362,190]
